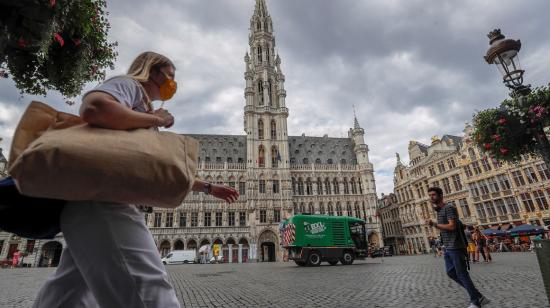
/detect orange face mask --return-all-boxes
[156,72,177,101]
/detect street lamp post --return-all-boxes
[484,29,550,165]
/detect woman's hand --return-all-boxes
[210,184,239,203]
[153,108,174,128]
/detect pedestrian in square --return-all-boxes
[473,228,488,262]
[465,226,476,263]
[425,187,490,308]
[32,51,239,308]
[429,237,437,257]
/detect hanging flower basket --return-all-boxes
[472,85,550,163]
[0,0,117,98]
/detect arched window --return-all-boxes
[336,202,343,216]
[306,178,313,195]
[258,119,264,140]
[327,159,333,164]
[317,178,323,195]
[343,178,349,194]
[300,203,306,213]
[271,120,276,139]
[328,202,334,216]
[319,202,325,215]
[308,203,314,214]
[258,145,265,167]
[324,178,331,195]
[298,178,304,195]
[346,202,352,216]
[271,146,278,168]
[293,202,298,213]
[303,158,309,164]
[257,45,262,62]
[291,178,296,195]
[315,158,322,164]
[258,80,264,105]
[354,202,361,218]
[341,159,346,165]
[332,178,340,194]
[256,21,261,30]
[351,178,358,194]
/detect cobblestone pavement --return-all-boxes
[0,253,548,308]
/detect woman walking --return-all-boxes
[33,51,239,308]
[473,228,489,263]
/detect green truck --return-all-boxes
[281,214,368,266]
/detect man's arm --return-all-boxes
[432,219,456,231]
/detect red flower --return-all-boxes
[50,0,56,7]
[498,118,506,125]
[500,148,509,155]
[18,37,26,48]
[54,33,64,46]
[484,143,491,150]
[492,134,501,141]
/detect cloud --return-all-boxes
[1,0,549,196]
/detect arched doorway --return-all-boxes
[258,229,278,262]
[159,240,171,257]
[212,238,223,263]
[224,238,237,263]
[174,239,184,250]
[39,241,63,267]
[239,238,249,263]
[187,239,197,251]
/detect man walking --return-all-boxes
[425,187,490,308]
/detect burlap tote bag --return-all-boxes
[9,101,198,208]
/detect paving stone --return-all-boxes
[0,253,548,308]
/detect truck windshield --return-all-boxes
[348,222,367,249]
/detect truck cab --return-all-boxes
[282,214,369,266]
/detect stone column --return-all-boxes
[238,244,243,263]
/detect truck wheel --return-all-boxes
[306,251,322,267]
[328,260,338,266]
[295,260,306,266]
[340,251,354,265]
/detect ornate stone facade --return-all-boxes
[387,125,550,255]
[147,0,381,262]
[378,193,405,255]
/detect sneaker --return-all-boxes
[479,296,491,306]
[467,303,480,308]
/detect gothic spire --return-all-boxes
[254,0,269,18]
[353,105,362,130]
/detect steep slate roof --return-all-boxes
[187,134,247,164]
[288,135,357,165]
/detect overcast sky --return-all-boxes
[1,0,550,195]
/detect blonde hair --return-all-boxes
[126,51,175,111]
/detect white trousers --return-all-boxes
[33,201,181,308]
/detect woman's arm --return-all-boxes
[192,179,239,203]
[80,92,166,130]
